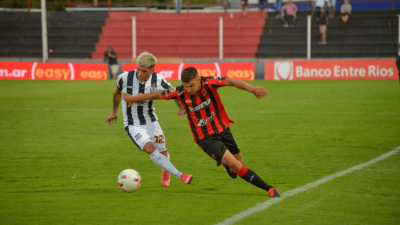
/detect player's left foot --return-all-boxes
[161,168,170,187]
[223,164,237,179]
[268,188,280,197]
[180,174,193,184]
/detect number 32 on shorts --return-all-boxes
[154,135,164,144]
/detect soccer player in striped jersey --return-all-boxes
[104,52,193,187]
[122,67,280,197]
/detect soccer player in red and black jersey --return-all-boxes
[123,67,280,197]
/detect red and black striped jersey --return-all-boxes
[162,76,234,142]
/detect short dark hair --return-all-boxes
[181,67,199,83]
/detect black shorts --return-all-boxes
[241,0,248,7]
[196,127,240,166]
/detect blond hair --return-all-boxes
[137,52,157,68]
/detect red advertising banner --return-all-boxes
[0,62,32,80]
[0,62,108,80]
[219,62,254,80]
[73,63,108,80]
[265,59,398,80]
[122,62,255,81]
[33,62,73,80]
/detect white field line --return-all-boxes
[216,146,400,225]
[0,108,399,115]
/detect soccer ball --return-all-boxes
[118,169,141,192]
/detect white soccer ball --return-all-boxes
[118,169,141,192]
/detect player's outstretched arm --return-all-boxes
[104,87,121,125]
[225,78,269,99]
[123,91,163,107]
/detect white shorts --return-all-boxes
[125,122,167,152]
[328,0,336,7]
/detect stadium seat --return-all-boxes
[256,10,399,58]
[92,11,265,59]
[2,9,398,59]
[0,11,108,58]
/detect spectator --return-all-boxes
[318,7,329,44]
[281,0,298,27]
[174,0,182,15]
[312,0,328,21]
[340,0,352,23]
[241,0,248,18]
[328,0,336,18]
[104,46,119,80]
[275,0,283,19]
[257,0,268,18]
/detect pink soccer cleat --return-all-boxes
[179,173,193,184]
[161,168,170,187]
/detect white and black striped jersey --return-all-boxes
[116,70,172,127]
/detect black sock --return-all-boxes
[239,167,273,191]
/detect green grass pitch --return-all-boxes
[0,79,399,225]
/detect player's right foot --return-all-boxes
[180,174,193,184]
[268,188,280,197]
[161,168,170,187]
[223,164,237,179]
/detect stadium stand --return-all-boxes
[256,9,400,58]
[0,11,107,58]
[91,11,265,59]
[1,6,399,60]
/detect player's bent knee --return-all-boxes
[221,158,242,172]
[143,142,157,154]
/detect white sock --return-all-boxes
[149,150,182,179]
